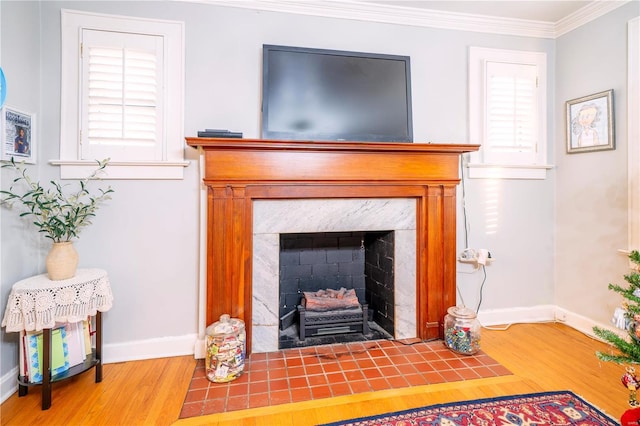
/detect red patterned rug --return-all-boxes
[321,391,618,426]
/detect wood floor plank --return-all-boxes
[0,322,630,425]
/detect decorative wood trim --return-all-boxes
[187,138,478,352]
[207,0,557,38]
[205,0,630,39]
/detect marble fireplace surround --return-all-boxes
[185,137,478,355]
[252,198,417,353]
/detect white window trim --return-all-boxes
[628,17,640,252]
[468,47,552,180]
[57,9,188,180]
[465,162,553,180]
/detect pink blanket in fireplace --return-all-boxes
[303,288,360,311]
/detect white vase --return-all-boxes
[46,241,79,280]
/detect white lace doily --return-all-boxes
[1,269,113,332]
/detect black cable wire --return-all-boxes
[460,155,469,249]
[476,264,487,313]
[458,154,490,317]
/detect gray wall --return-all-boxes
[0,0,637,389]
[555,3,640,324]
[1,0,44,387]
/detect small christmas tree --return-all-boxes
[593,251,640,408]
[593,250,640,364]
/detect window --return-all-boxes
[468,47,550,179]
[82,29,163,162]
[58,10,187,179]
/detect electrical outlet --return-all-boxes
[459,248,477,261]
[458,248,494,267]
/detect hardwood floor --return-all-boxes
[0,322,630,425]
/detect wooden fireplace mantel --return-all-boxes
[186,137,479,352]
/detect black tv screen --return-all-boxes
[261,45,413,142]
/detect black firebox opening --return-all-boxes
[278,231,394,349]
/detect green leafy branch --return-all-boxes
[0,158,114,242]
[593,250,640,365]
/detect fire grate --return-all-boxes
[298,302,370,340]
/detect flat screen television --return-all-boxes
[261,45,413,142]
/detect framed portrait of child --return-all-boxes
[566,89,614,154]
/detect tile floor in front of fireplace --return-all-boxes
[179,338,511,419]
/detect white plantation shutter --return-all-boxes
[468,47,548,178]
[484,61,538,164]
[80,29,164,161]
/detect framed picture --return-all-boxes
[566,89,614,154]
[1,105,36,164]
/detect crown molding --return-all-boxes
[555,0,631,37]
[202,0,633,39]
[205,0,558,38]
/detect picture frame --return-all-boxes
[566,89,614,154]
[1,105,36,164]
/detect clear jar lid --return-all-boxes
[206,314,245,336]
[447,306,477,319]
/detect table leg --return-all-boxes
[18,330,28,397]
[42,328,51,410]
[95,312,102,383]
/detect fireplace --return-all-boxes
[279,231,374,345]
[277,230,396,349]
[279,230,397,341]
[278,232,372,327]
[253,198,415,352]
[186,138,479,355]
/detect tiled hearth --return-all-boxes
[179,339,510,418]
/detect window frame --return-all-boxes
[57,9,188,180]
[628,17,640,252]
[468,46,551,179]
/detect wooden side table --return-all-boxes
[1,269,113,410]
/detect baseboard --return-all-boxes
[478,304,625,340]
[194,337,206,359]
[102,333,198,364]
[553,306,626,339]
[0,366,18,405]
[0,334,200,405]
[104,306,623,363]
[477,304,557,326]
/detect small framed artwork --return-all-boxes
[566,89,614,154]
[1,105,36,164]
